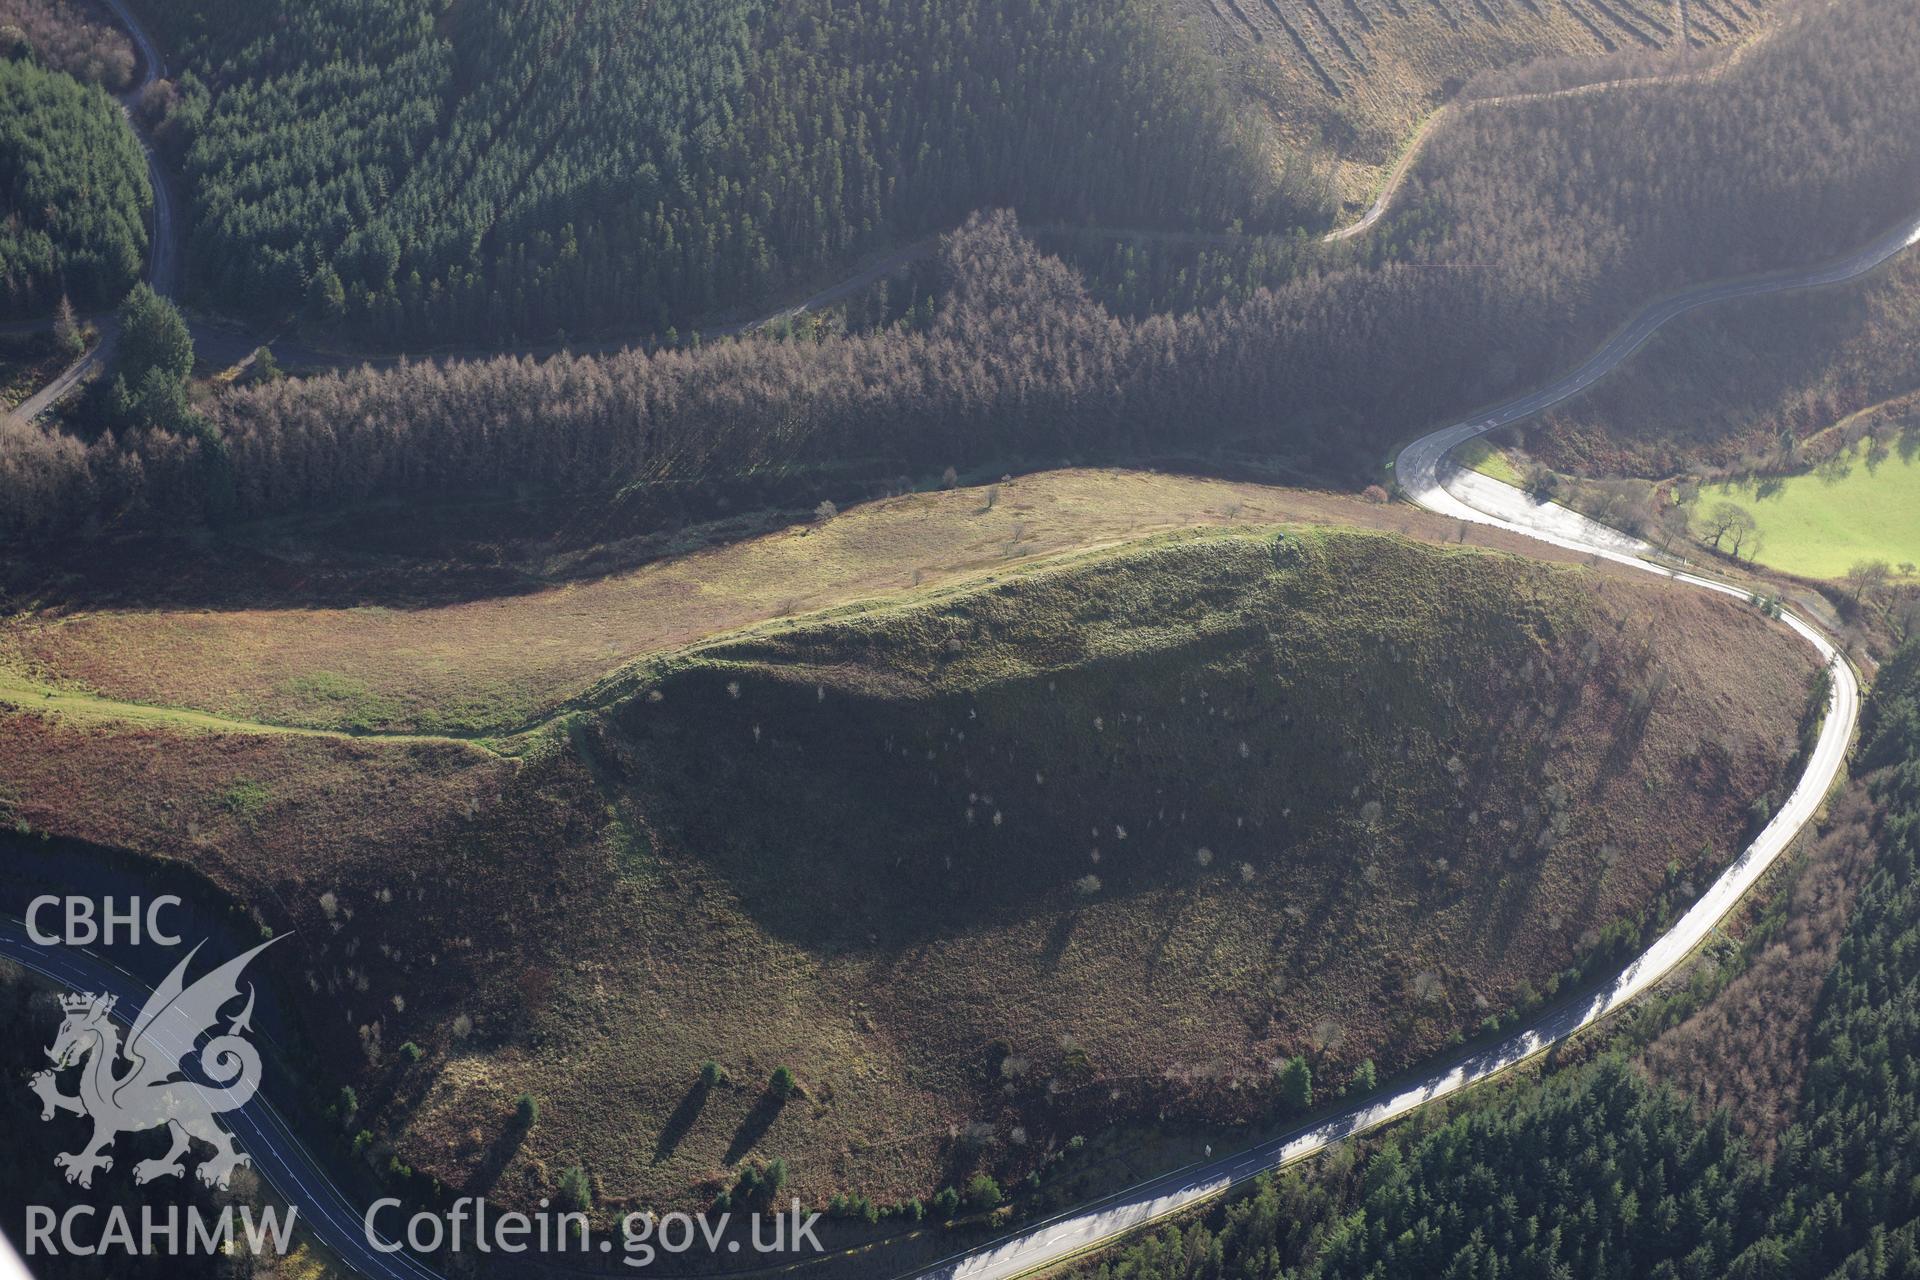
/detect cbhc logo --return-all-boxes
[26,896,184,946]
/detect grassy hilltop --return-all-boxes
[0,478,1815,1215]
[0,469,1617,736]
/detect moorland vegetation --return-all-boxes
[0,493,1815,1212]
[1071,639,1920,1280]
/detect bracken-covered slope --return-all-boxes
[1057,649,1920,1280]
[0,495,1815,1214]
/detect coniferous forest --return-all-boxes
[0,0,136,89]
[0,53,149,316]
[147,0,1311,344]
[7,0,1920,538]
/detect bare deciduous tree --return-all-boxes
[1845,559,1892,602]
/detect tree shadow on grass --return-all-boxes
[724,1090,787,1165]
[1144,883,1196,982]
[654,1078,713,1163]
[463,1116,532,1196]
[1041,909,1079,967]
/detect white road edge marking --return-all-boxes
[911,209,1920,1280]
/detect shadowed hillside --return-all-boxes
[0,499,1816,1214]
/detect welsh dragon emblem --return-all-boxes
[29,938,279,1190]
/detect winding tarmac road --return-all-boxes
[899,212,1920,1280]
[4,0,1771,413]
[0,917,441,1280]
[4,207,1913,1280]
[3,4,1914,1275]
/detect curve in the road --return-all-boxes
[9,207,1904,1280]
[7,0,1771,411]
[904,211,1920,1280]
[6,2,1725,404]
[0,917,441,1280]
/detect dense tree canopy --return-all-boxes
[150,0,1311,345]
[1741,644,1920,1277]
[5,0,1920,539]
[0,54,148,316]
[114,282,191,385]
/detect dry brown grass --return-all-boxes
[0,505,1818,1217]
[489,532,1808,1214]
[0,469,1648,735]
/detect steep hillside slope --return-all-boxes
[0,509,1816,1214]
[1064,639,1920,1280]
